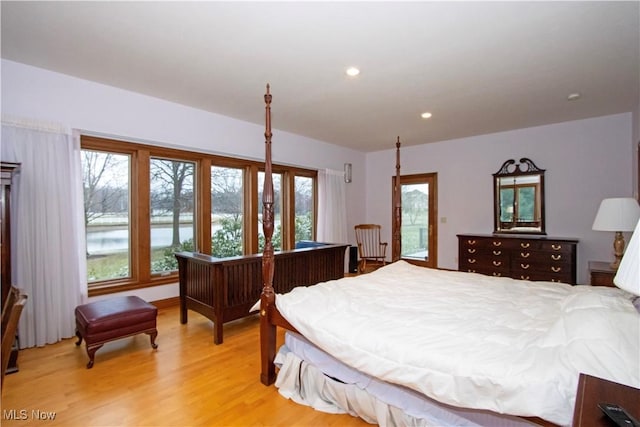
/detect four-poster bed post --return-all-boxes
[259,85,298,385]
[392,136,401,262]
[259,84,277,385]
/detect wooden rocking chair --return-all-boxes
[354,224,388,273]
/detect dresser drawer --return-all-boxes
[514,271,573,283]
[512,250,571,264]
[460,237,522,250]
[512,259,572,275]
[540,241,575,254]
[459,255,511,271]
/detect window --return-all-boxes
[393,173,438,267]
[499,184,538,223]
[82,150,131,282]
[211,166,244,257]
[81,135,316,295]
[294,175,314,242]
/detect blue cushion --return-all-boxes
[295,240,328,249]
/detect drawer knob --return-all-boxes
[520,242,530,248]
[520,252,530,258]
[492,272,502,277]
[551,254,562,260]
[468,259,477,264]
[520,263,530,270]
[492,241,502,247]
[551,266,562,272]
[492,261,502,267]
[467,239,477,245]
[467,248,476,254]
[552,244,562,250]
[493,250,502,256]
[520,275,530,280]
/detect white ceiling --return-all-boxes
[1,1,639,152]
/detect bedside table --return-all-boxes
[588,261,616,287]
[572,373,640,426]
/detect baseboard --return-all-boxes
[150,296,180,309]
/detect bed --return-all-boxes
[256,85,640,426]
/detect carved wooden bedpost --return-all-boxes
[392,137,402,262]
[260,84,277,385]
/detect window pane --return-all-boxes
[258,171,282,252]
[294,176,313,243]
[517,187,535,221]
[500,188,514,222]
[150,158,195,274]
[211,166,244,257]
[82,150,131,282]
[401,183,429,259]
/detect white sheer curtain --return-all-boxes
[317,169,348,244]
[1,118,86,347]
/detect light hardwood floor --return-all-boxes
[1,305,369,427]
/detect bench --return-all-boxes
[175,243,348,344]
[74,296,158,368]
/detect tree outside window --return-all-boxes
[149,158,195,273]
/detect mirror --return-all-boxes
[493,158,545,234]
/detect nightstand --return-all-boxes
[588,261,616,287]
[572,373,640,426]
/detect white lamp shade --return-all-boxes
[592,198,640,231]
[614,218,640,296]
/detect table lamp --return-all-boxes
[592,197,640,270]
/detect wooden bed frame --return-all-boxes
[258,85,403,385]
[257,85,556,427]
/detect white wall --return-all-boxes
[1,59,367,301]
[366,113,635,284]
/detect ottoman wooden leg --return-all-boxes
[85,344,103,369]
[75,330,83,346]
[147,330,158,349]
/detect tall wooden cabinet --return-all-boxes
[458,233,578,284]
[2,162,21,373]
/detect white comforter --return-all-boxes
[275,261,640,426]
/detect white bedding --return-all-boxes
[275,261,640,426]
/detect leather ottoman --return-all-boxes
[75,296,158,368]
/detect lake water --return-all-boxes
[86,226,194,254]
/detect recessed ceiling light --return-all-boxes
[421,112,433,119]
[345,67,360,77]
[567,92,581,101]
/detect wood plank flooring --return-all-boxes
[1,305,369,426]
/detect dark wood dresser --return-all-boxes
[457,233,578,284]
[2,162,21,373]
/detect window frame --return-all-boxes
[81,135,317,296]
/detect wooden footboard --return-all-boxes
[176,244,347,345]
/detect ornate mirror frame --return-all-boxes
[493,158,546,235]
